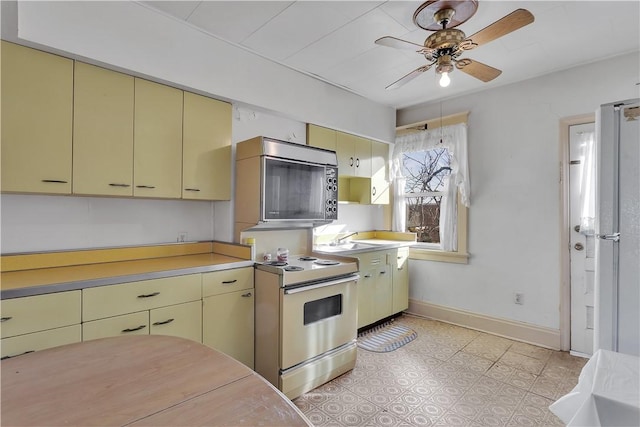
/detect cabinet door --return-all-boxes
[353,136,372,178]
[392,248,409,314]
[73,62,134,196]
[373,263,393,320]
[183,92,232,200]
[1,42,73,194]
[82,274,201,321]
[357,269,375,329]
[134,78,183,198]
[82,311,149,341]
[150,300,202,343]
[336,132,357,176]
[371,141,390,204]
[307,124,337,151]
[1,325,81,359]
[203,289,254,369]
[0,291,81,339]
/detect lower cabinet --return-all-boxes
[0,290,82,359]
[202,267,254,369]
[356,248,409,329]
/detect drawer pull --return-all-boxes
[136,185,156,189]
[184,188,201,192]
[122,325,146,333]
[363,275,371,278]
[137,292,160,298]
[241,292,252,297]
[109,183,131,187]
[41,179,68,184]
[380,271,387,275]
[0,316,13,322]
[222,279,237,285]
[1,350,34,360]
[152,318,175,326]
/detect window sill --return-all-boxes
[409,246,469,264]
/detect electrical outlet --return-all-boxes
[514,292,524,305]
[177,232,187,243]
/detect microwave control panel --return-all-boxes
[325,167,338,220]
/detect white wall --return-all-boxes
[398,52,640,331]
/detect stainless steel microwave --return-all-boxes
[235,137,338,228]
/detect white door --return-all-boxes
[596,100,640,356]
[569,122,595,356]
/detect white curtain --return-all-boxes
[579,130,596,235]
[391,123,470,250]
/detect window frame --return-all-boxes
[395,112,469,264]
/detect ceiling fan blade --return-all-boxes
[465,9,534,48]
[375,36,431,54]
[455,58,501,82]
[386,64,432,90]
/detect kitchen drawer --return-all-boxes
[202,267,253,297]
[83,274,201,321]
[1,325,81,359]
[356,250,389,269]
[0,291,81,339]
[82,311,149,341]
[150,301,202,343]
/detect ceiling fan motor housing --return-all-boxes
[425,29,466,50]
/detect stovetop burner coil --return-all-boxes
[265,261,288,267]
[314,260,340,266]
[283,266,304,272]
[298,256,318,262]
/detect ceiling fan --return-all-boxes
[375,0,534,89]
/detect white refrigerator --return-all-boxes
[594,98,639,356]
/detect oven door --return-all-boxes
[280,275,358,370]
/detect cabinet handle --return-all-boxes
[1,350,34,360]
[349,157,354,167]
[0,316,12,322]
[363,274,371,278]
[122,325,146,333]
[136,185,156,189]
[356,158,360,168]
[137,292,160,298]
[41,179,68,184]
[398,267,404,271]
[185,188,201,192]
[241,292,252,297]
[380,271,387,275]
[372,186,376,196]
[222,279,237,284]
[109,183,131,187]
[152,318,174,326]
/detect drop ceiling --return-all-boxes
[142,1,638,110]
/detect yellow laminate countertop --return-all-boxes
[1,243,254,299]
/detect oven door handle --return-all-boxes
[284,274,360,295]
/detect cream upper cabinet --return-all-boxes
[307,124,337,151]
[337,132,371,178]
[73,62,134,196]
[182,92,232,200]
[1,41,73,194]
[134,78,183,198]
[370,140,390,204]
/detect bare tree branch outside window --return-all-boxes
[402,148,451,243]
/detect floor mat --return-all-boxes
[357,322,417,352]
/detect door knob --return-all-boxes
[574,242,584,251]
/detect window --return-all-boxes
[403,148,451,244]
[391,115,469,263]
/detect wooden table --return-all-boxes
[1,335,312,426]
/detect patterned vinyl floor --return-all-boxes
[293,314,587,426]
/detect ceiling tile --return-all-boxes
[142,1,201,20]
[186,1,293,44]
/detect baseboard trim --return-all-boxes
[407,299,561,350]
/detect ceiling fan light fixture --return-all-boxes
[439,72,451,87]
